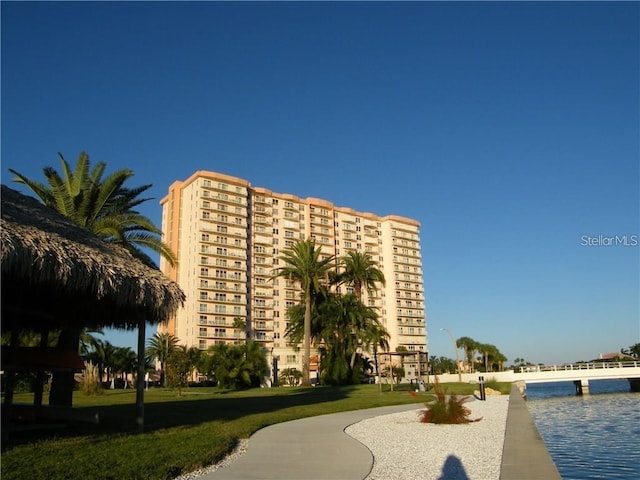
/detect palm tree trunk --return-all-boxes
[302,291,312,386]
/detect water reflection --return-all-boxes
[526,380,639,479]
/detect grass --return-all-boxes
[1,381,511,480]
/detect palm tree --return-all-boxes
[9,151,176,268]
[285,290,388,385]
[273,239,334,386]
[338,251,386,299]
[233,317,248,344]
[79,328,104,358]
[477,343,499,372]
[456,336,479,373]
[337,251,386,380]
[205,341,268,389]
[145,332,179,387]
[112,346,137,387]
[492,351,508,372]
[10,152,177,405]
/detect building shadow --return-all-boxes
[437,454,469,480]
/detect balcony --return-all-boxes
[252,321,273,331]
[253,205,272,216]
[254,234,271,245]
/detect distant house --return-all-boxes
[596,352,636,362]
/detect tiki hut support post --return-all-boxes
[34,327,50,406]
[2,185,185,433]
[136,318,146,433]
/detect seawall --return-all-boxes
[500,384,561,479]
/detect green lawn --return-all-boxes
[1,382,510,480]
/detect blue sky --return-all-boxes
[2,1,638,365]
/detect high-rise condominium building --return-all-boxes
[159,170,427,381]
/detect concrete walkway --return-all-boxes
[499,385,561,480]
[204,386,561,480]
[202,403,420,479]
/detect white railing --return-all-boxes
[523,361,639,373]
[433,361,640,385]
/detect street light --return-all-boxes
[440,327,462,383]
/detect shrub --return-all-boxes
[418,378,480,424]
[279,368,302,386]
[11,372,37,393]
[81,363,104,396]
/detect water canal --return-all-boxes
[525,379,639,479]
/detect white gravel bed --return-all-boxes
[345,395,510,480]
[172,439,249,480]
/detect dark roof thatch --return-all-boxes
[1,185,185,332]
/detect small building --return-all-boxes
[1,185,185,434]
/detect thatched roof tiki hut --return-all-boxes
[1,185,185,431]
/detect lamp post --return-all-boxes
[440,327,462,383]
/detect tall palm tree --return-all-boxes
[285,290,388,384]
[477,343,499,372]
[273,239,334,386]
[9,151,176,268]
[492,351,508,372]
[338,251,386,378]
[339,251,386,299]
[145,332,179,387]
[333,293,387,371]
[456,336,479,373]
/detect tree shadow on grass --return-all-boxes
[3,385,364,448]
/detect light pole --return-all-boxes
[440,327,462,383]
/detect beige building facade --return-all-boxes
[159,170,427,381]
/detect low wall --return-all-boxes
[431,371,516,384]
